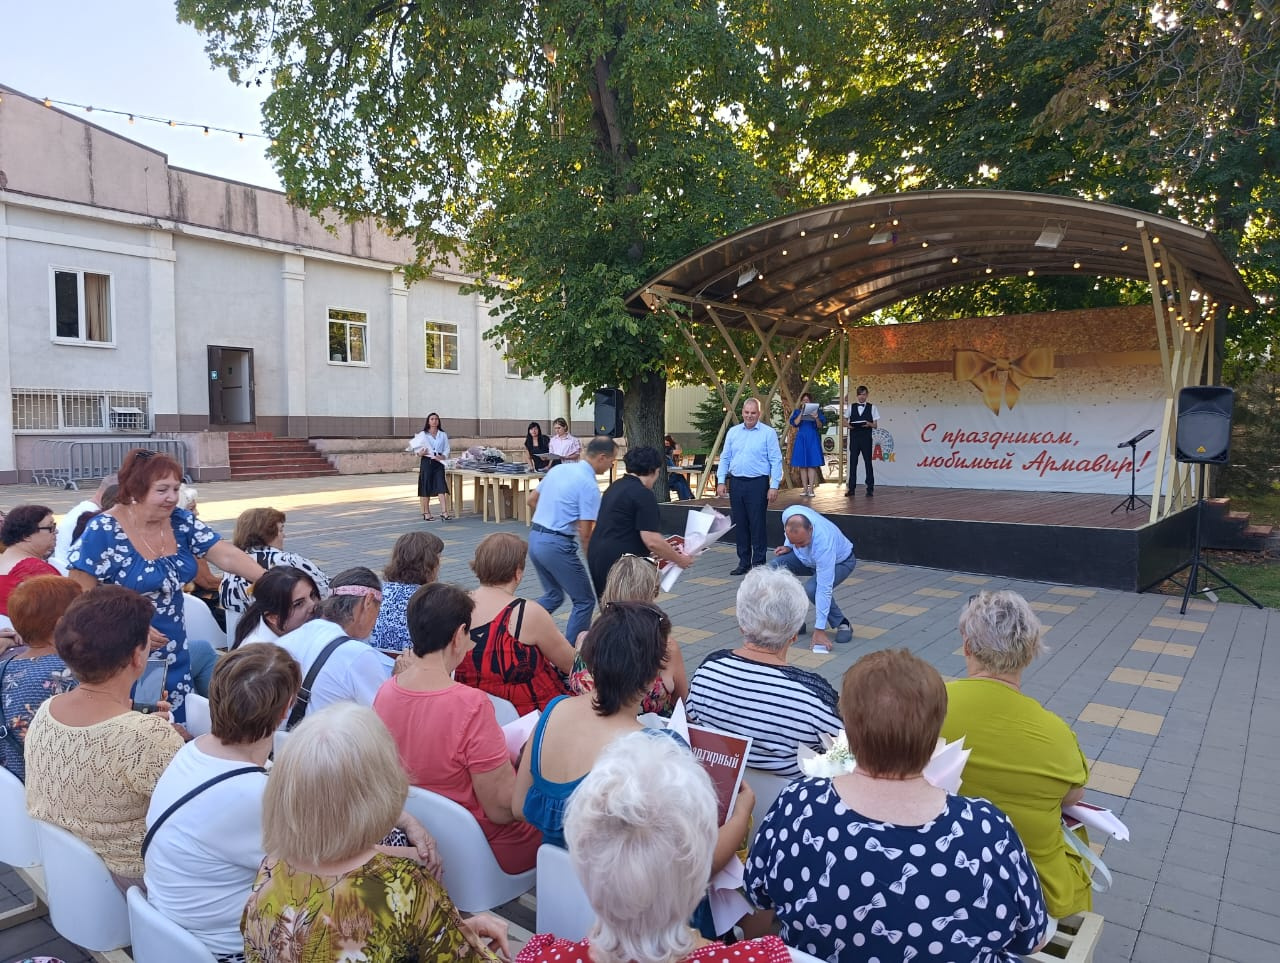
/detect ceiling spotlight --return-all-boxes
[1073,261,1081,269]
[736,266,758,287]
[1035,221,1066,249]
[921,241,929,248]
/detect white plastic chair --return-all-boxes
[223,607,242,649]
[184,693,212,737]
[788,948,828,963]
[183,593,227,650]
[33,819,131,952]
[0,767,44,931]
[127,886,218,963]
[744,768,795,831]
[403,786,535,912]
[487,692,520,727]
[535,843,595,941]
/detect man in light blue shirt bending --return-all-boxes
[770,505,856,649]
[526,436,616,641]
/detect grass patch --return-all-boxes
[1220,488,1280,528]
[1153,550,1280,610]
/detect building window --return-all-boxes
[51,268,113,344]
[505,342,531,379]
[11,388,151,433]
[328,308,368,365]
[424,321,459,372]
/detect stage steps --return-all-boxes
[1203,497,1275,552]
[227,432,340,480]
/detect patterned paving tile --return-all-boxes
[1048,586,1097,597]
[1149,616,1208,633]
[850,624,888,640]
[687,576,731,586]
[672,626,714,644]
[1079,703,1165,736]
[1088,760,1143,797]
[1163,598,1215,613]
[1108,667,1184,692]
[1031,601,1076,614]
[874,603,929,616]
[914,587,964,599]
[1132,638,1197,659]
[947,574,991,584]
[858,563,899,573]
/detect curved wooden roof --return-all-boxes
[628,190,1252,337]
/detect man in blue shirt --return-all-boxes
[716,398,783,575]
[770,505,857,649]
[526,436,616,641]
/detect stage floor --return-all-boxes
[684,483,1153,530]
[663,483,1192,591]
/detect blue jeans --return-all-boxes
[769,548,857,628]
[528,528,597,642]
[728,475,769,567]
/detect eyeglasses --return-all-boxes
[134,449,157,460]
[621,553,659,567]
[36,524,57,533]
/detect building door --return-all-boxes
[207,346,256,425]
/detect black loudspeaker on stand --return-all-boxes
[593,388,624,438]
[1164,386,1262,614]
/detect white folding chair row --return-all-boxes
[127,886,217,963]
[0,767,44,931]
[487,692,520,727]
[744,767,796,833]
[183,593,227,651]
[534,843,595,942]
[33,819,132,959]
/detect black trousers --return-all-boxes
[728,474,769,567]
[849,431,875,490]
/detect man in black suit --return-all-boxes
[845,385,880,496]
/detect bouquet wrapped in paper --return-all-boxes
[799,733,971,793]
[659,507,734,592]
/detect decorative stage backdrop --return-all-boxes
[849,306,1165,495]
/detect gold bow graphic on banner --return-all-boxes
[953,347,1056,414]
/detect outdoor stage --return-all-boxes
[658,485,1197,592]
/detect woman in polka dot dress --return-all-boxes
[746,649,1049,963]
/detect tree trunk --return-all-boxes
[623,370,669,501]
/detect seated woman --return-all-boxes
[517,732,789,963]
[24,585,187,890]
[231,566,322,648]
[940,590,1093,920]
[367,531,444,655]
[664,435,694,501]
[568,554,689,716]
[0,505,61,615]
[218,507,331,620]
[241,701,507,963]
[746,649,1049,963]
[375,582,541,874]
[514,600,753,858]
[0,576,81,781]
[687,567,842,776]
[144,644,301,961]
[525,421,552,471]
[548,417,581,463]
[453,533,574,715]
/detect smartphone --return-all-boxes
[132,655,168,713]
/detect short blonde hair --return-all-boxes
[601,555,660,603]
[261,703,407,866]
[567,732,715,963]
[959,590,1046,673]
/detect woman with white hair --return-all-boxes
[940,589,1093,921]
[687,566,841,775]
[516,731,789,963]
[240,702,507,963]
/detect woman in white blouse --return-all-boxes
[411,412,453,520]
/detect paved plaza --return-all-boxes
[3,473,1278,962]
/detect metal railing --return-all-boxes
[30,439,190,490]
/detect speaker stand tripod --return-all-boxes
[1112,429,1153,514]
[1165,464,1264,614]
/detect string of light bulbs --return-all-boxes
[14,93,270,143]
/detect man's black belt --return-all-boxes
[532,523,573,538]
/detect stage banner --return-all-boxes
[849,307,1166,495]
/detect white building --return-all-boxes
[0,83,616,483]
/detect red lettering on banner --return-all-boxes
[1020,450,1135,479]
[921,423,937,442]
[936,428,1075,451]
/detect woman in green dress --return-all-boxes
[939,589,1093,920]
[240,702,509,963]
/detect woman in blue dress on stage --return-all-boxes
[788,392,826,496]
[68,449,266,723]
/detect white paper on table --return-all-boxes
[708,856,753,935]
[1063,801,1130,842]
[660,507,734,592]
[501,710,540,763]
[922,736,970,794]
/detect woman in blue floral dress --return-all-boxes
[68,449,265,723]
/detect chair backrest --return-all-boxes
[183,593,227,650]
[127,886,218,963]
[535,843,596,942]
[744,768,795,833]
[33,820,131,951]
[0,767,40,868]
[184,693,213,737]
[223,607,242,648]
[403,786,535,913]
[788,948,828,963]
[486,692,520,727]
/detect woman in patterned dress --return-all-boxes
[746,649,1050,963]
[240,701,507,963]
[68,449,266,722]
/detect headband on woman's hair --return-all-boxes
[332,585,382,601]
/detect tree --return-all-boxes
[178,0,807,454]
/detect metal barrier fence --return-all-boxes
[30,439,190,490]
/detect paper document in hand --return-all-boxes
[667,700,752,824]
[659,507,733,592]
[1063,801,1130,841]
[501,710,541,764]
[801,403,820,418]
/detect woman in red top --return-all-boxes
[516,730,789,963]
[0,505,60,616]
[454,533,575,715]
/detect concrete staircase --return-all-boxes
[227,432,340,480]
[1203,497,1275,552]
